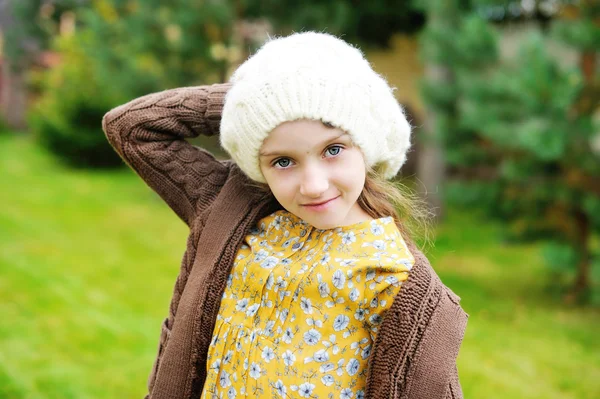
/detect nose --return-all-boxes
[299,162,329,198]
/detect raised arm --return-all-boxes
[102,83,232,226]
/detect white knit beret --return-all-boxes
[220,31,412,183]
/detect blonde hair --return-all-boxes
[357,168,433,250]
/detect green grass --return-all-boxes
[1,133,599,398]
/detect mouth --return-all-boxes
[302,196,340,211]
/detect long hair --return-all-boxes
[357,168,433,250]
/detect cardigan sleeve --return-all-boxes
[102,83,232,226]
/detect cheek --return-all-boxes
[336,152,366,190]
[264,173,297,201]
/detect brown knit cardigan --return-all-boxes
[102,83,468,399]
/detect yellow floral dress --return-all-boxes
[201,210,415,399]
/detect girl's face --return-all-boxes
[259,119,373,230]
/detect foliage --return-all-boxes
[242,0,424,48]
[3,0,87,68]
[29,33,124,168]
[29,0,236,168]
[462,33,598,300]
[421,0,600,300]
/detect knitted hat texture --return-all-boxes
[220,31,412,183]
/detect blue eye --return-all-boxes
[274,158,291,168]
[326,146,343,157]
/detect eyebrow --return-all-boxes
[259,132,349,158]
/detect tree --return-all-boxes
[0,0,86,129]
[417,0,498,218]
[241,0,424,48]
[456,1,599,302]
[30,0,237,167]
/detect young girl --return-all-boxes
[102,32,467,399]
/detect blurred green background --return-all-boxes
[1,0,599,398]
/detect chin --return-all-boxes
[303,214,343,230]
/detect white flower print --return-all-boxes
[264,320,275,337]
[303,329,321,345]
[370,222,384,235]
[354,307,368,321]
[369,314,383,325]
[340,231,356,245]
[346,358,360,376]
[313,349,330,362]
[386,275,400,286]
[265,273,274,289]
[282,350,296,366]
[219,370,231,388]
[245,303,259,317]
[202,210,414,399]
[298,382,316,398]
[325,291,345,308]
[306,317,323,328]
[279,308,289,323]
[335,359,345,376]
[319,252,331,264]
[373,239,386,251]
[332,269,345,289]
[318,280,330,298]
[349,287,360,302]
[282,327,294,344]
[274,276,288,291]
[273,380,287,397]
[261,346,275,362]
[298,263,310,274]
[321,374,335,386]
[235,298,249,313]
[249,362,261,379]
[370,297,378,308]
[282,237,297,248]
[278,289,291,301]
[320,362,335,373]
[273,215,282,230]
[300,297,313,314]
[253,249,268,262]
[366,270,376,281]
[261,256,279,269]
[333,314,350,331]
[361,344,372,360]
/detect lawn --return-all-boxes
[1,133,599,398]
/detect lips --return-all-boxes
[302,196,339,207]
[302,195,339,209]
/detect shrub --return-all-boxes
[29,35,124,169]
